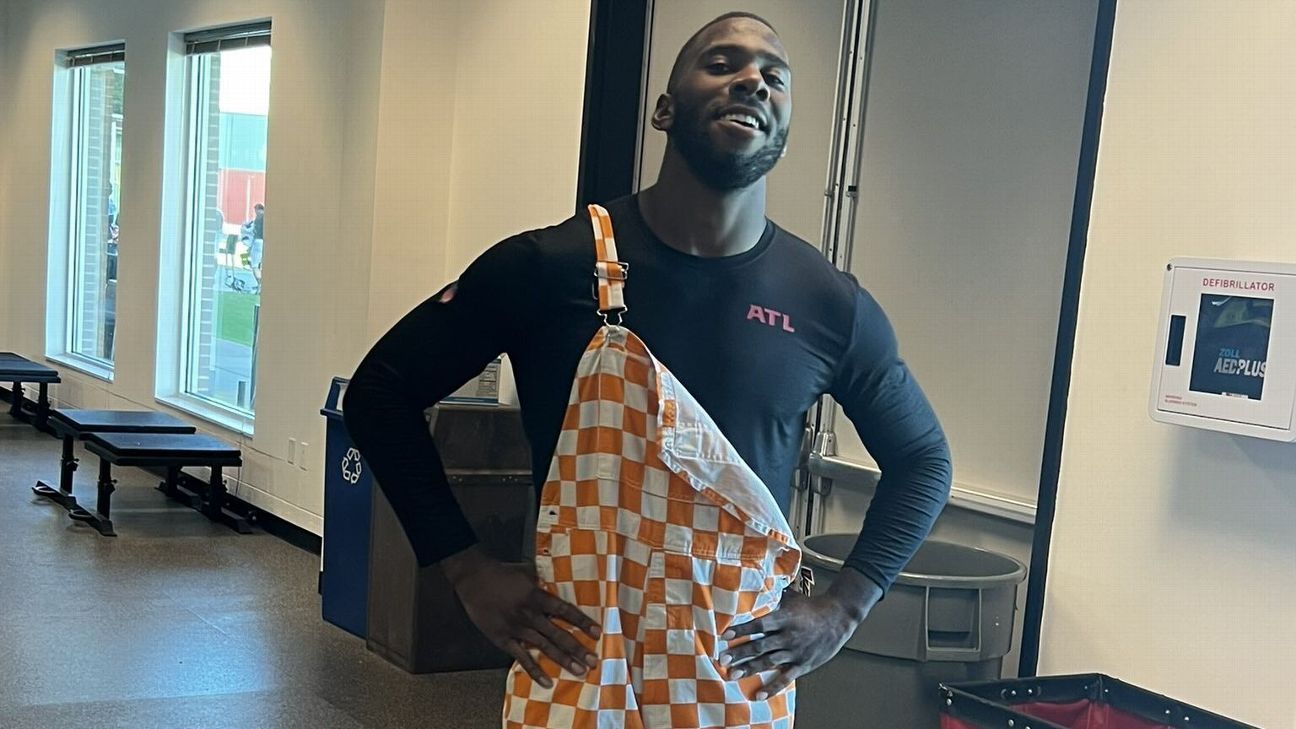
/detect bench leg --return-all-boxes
[161,466,181,496]
[155,466,201,510]
[33,434,80,510]
[199,466,252,534]
[204,466,225,517]
[7,380,23,418]
[156,464,209,511]
[68,458,116,537]
[34,383,52,433]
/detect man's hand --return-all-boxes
[443,546,602,689]
[719,567,882,699]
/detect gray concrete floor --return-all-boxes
[0,420,507,728]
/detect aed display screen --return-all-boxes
[1189,294,1272,401]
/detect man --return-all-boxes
[240,203,265,290]
[106,182,119,241]
[345,11,950,723]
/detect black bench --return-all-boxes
[33,409,196,512]
[0,353,60,431]
[69,432,246,537]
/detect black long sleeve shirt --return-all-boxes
[344,195,951,594]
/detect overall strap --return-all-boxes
[588,204,628,324]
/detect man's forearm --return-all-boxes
[825,565,883,623]
[441,544,492,587]
[841,445,953,593]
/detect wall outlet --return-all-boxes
[298,442,309,471]
[287,438,297,465]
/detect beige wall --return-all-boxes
[327,0,386,395]
[1040,3,1296,727]
[441,0,590,278]
[366,0,591,337]
[364,0,457,338]
[0,0,591,533]
[0,0,8,342]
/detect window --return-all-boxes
[58,44,125,369]
[177,24,271,414]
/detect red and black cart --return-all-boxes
[941,674,1259,729]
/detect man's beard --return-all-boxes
[669,104,789,191]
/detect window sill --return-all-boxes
[45,353,114,383]
[155,394,255,438]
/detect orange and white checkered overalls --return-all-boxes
[502,205,803,729]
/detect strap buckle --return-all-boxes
[594,260,630,282]
[593,261,629,326]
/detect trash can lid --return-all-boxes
[321,377,349,420]
[802,535,1026,589]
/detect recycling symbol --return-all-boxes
[341,447,364,484]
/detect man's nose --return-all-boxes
[731,65,770,101]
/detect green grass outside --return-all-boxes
[217,291,259,347]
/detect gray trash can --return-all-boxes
[794,536,1026,729]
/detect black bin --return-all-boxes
[365,402,534,673]
[941,674,1259,729]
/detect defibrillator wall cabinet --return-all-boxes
[1150,258,1296,441]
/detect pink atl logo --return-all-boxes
[747,305,796,333]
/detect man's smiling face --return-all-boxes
[659,17,793,191]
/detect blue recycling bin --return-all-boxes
[320,377,373,638]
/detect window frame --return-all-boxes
[156,23,270,428]
[46,44,126,381]
[178,52,216,412]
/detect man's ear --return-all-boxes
[651,93,674,132]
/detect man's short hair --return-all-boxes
[666,12,780,94]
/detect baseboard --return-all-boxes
[229,478,323,536]
[139,465,322,555]
[241,497,322,556]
